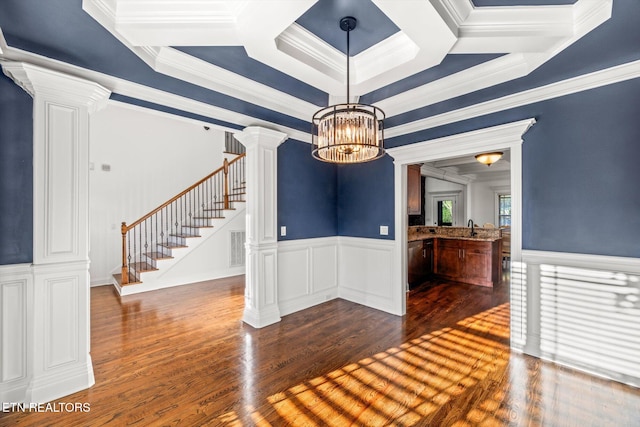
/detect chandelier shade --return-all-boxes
[312,103,385,163]
[311,16,386,164]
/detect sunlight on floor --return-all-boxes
[257,304,512,426]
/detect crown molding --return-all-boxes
[1,61,111,112]
[276,22,344,83]
[386,59,640,139]
[378,53,529,117]
[387,118,535,163]
[154,47,319,120]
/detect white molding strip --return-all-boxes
[387,59,640,139]
[522,249,640,275]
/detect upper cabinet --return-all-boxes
[407,164,422,215]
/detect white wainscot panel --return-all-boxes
[338,237,395,314]
[279,248,309,302]
[0,264,32,402]
[312,244,338,292]
[45,277,80,368]
[521,250,640,388]
[278,238,338,317]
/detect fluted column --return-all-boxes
[234,126,287,328]
[1,61,110,403]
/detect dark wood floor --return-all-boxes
[2,274,639,426]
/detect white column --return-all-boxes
[1,62,110,403]
[234,126,287,328]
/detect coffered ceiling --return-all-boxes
[2,0,638,147]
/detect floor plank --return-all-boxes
[1,275,639,426]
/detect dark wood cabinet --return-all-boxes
[433,238,501,287]
[407,164,422,215]
[435,239,461,278]
[408,239,434,288]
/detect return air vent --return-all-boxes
[229,230,246,267]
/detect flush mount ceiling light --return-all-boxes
[475,152,503,166]
[311,17,385,164]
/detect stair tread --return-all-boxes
[113,273,141,286]
[145,252,174,260]
[158,243,188,249]
[169,233,200,238]
[130,262,157,272]
[192,216,224,220]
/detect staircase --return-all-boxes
[113,154,246,295]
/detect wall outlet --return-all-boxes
[380,225,389,236]
[280,226,286,237]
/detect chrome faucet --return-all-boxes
[468,219,477,237]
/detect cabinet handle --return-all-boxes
[423,249,426,257]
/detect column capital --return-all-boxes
[1,61,111,114]
[233,126,288,149]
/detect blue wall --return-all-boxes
[337,156,395,240]
[279,77,640,258]
[277,140,395,241]
[278,139,338,240]
[0,73,33,265]
[521,78,640,257]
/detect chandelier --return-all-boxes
[312,17,385,164]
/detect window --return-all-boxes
[498,194,511,227]
[437,200,453,226]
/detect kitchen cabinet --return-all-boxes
[434,238,501,287]
[408,239,433,288]
[407,164,422,215]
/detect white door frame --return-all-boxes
[386,118,536,319]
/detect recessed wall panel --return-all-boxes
[1,280,27,382]
[45,277,79,368]
[46,103,78,258]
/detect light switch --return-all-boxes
[280,226,287,237]
[380,225,389,236]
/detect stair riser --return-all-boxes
[168,236,186,246]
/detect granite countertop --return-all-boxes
[408,225,502,242]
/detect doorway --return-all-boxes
[386,118,535,342]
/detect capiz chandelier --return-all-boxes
[312,17,385,164]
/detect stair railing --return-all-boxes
[120,154,246,285]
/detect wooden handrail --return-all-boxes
[122,154,245,233]
[120,153,245,285]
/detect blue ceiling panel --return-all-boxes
[361,54,504,104]
[175,46,328,107]
[296,0,399,56]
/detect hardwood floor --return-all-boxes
[2,275,639,426]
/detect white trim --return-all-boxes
[387,59,640,138]
[522,250,640,275]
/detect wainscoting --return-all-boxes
[514,250,640,388]
[277,237,396,316]
[0,264,30,402]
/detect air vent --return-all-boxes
[229,230,246,267]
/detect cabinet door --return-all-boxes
[436,241,460,277]
[407,164,422,215]
[408,241,423,286]
[422,240,434,276]
[461,242,492,286]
